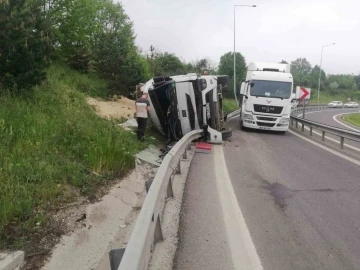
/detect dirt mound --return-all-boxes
[87,96,136,119]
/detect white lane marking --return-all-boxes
[333,113,360,132]
[288,130,360,166]
[213,145,263,270]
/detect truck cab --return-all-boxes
[141,74,230,143]
[239,62,294,132]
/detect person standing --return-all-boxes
[136,89,150,141]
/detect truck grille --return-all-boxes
[254,104,283,114]
[257,122,275,127]
[257,116,277,121]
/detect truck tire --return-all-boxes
[221,128,232,140]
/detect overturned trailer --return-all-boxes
[140,74,232,143]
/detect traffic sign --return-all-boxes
[295,86,311,100]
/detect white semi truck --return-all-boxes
[238,62,294,133]
[140,74,231,143]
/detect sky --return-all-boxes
[121,0,359,75]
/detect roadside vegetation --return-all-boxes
[310,92,360,104]
[223,98,238,114]
[1,0,359,255]
[287,58,360,104]
[342,113,360,127]
[0,65,152,248]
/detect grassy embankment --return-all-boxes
[0,64,149,248]
[342,113,360,127]
[223,98,238,114]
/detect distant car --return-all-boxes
[328,101,343,108]
[344,102,359,108]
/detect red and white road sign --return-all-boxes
[295,86,311,100]
[299,87,309,99]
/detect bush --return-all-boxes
[0,0,52,91]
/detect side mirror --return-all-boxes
[250,82,254,87]
[245,95,249,99]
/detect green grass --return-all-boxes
[0,64,148,248]
[223,98,238,114]
[342,113,360,127]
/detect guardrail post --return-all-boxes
[167,175,174,198]
[322,131,325,141]
[296,121,298,129]
[310,127,313,136]
[109,248,126,270]
[176,160,181,174]
[340,137,345,149]
[301,123,304,132]
[291,118,293,126]
[145,179,153,193]
[183,148,188,159]
[154,215,163,243]
[188,143,192,150]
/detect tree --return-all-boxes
[184,62,196,73]
[48,0,104,71]
[290,58,312,87]
[309,65,326,89]
[328,74,356,90]
[279,60,288,64]
[218,52,246,97]
[93,0,151,95]
[183,58,217,75]
[0,0,52,91]
[152,52,185,76]
[355,74,360,90]
[329,81,339,90]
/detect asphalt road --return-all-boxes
[175,117,360,270]
[298,108,360,152]
[303,108,360,131]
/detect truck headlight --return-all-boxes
[279,118,290,124]
[200,79,207,90]
[243,113,254,120]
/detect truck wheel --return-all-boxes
[221,128,232,140]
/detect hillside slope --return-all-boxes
[0,64,147,251]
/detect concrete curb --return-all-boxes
[0,251,24,270]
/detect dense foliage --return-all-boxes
[218,52,246,97]
[0,0,52,91]
[0,0,152,96]
[288,58,359,92]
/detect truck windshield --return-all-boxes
[250,80,292,99]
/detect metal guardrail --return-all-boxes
[293,104,358,113]
[226,109,240,121]
[290,106,360,149]
[117,129,203,270]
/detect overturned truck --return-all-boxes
[140,74,232,143]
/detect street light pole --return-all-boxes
[317,43,336,104]
[234,4,256,106]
